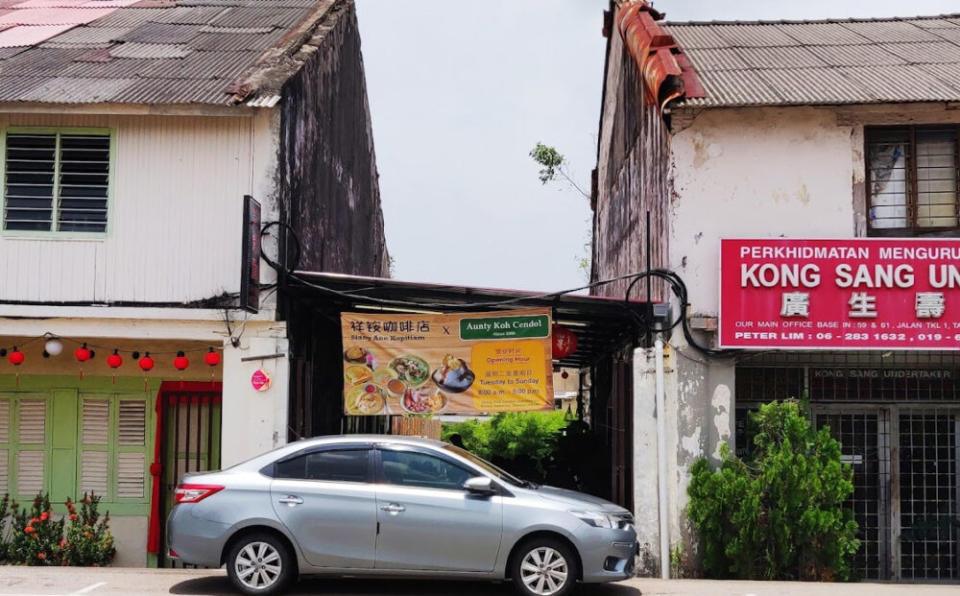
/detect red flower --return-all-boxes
[37,552,46,560]
[59,539,67,547]
[30,517,39,524]
[24,525,34,533]
[69,514,77,521]
[40,512,49,521]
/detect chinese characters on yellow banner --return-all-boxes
[340,309,554,415]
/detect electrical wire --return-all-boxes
[259,221,740,360]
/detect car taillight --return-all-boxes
[174,484,224,504]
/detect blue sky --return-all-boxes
[356,0,959,292]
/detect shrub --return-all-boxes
[0,491,114,566]
[443,411,568,478]
[0,494,10,562]
[8,493,65,565]
[61,493,115,566]
[686,400,860,581]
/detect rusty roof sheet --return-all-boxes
[0,0,339,106]
[665,14,960,108]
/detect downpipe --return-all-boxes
[654,337,669,579]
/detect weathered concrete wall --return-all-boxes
[279,0,389,277]
[670,106,858,316]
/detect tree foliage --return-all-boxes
[442,411,568,477]
[686,400,860,581]
[530,142,566,185]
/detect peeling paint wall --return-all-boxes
[670,106,857,316]
[279,0,389,277]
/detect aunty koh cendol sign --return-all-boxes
[340,309,554,416]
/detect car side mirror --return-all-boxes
[464,476,496,496]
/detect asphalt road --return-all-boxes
[2,568,960,596]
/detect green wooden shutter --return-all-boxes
[80,398,109,496]
[0,397,9,494]
[16,399,47,497]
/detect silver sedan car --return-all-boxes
[167,435,637,596]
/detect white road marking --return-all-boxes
[70,583,106,595]
[0,581,108,596]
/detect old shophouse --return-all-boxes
[0,0,387,566]
[596,0,960,580]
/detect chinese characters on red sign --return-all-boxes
[719,239,960,350]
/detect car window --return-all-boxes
[379,449,473,491]
[274,449,369,482]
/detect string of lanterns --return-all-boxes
[1,335,222,371]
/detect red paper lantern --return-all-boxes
[107,350,123,369]
[204,348,221,367]
[139,353,155,372]
[173,351,189,371]
[552,325,578,359]
[74,344,91,362]
[8,348,24,366]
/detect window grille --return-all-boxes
[867,126,960,235]
[3,131,111,233]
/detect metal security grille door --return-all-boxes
[159,389,221,568]
[899,412,958,580]
[816,411,889,579]
[736,359,960,582]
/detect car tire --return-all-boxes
[510,537,579,596]
[226,532,295,596]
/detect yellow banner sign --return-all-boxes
[341,309,555,416]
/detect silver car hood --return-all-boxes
[530,485,628,513]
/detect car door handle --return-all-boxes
[380,503,405,514]
[278,495,303,506]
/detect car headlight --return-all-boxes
[570,510,618,529]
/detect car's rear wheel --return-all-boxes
[511,537,579,596]
[226,532,294,595]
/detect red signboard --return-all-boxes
[720,238,960,350]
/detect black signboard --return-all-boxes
[240,195,261,313]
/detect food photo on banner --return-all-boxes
[720,238,960,350]
[340,308,555,416]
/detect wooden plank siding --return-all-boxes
[0,111,276,305]
[593,29,671,302]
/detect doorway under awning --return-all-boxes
[281,272,655,508]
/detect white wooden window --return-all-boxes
[2,130,111,233]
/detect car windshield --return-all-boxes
[442,444,531,488]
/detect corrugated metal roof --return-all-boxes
[665,14,960,108]
[0,0,340,106]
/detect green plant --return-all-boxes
[8,493,65,565]
[0,493,10,562]
[61,493,115,566]
[0,492,114,567]
[686,400,860,581]
[443,411,568,478]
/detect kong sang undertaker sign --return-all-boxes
[720,239,960,350]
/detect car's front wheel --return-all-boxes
[511,537,579,596]
[226,532,295,595]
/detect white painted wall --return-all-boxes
[0,109,279,304]
[669,107,857,316]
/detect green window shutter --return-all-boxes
[115,398,148,502]
[16,399,46,496]
[80,398,109,496]
[17,450,44,495]
[0,397,8,494]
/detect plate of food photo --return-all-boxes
[388,355,430,387]
[346,383,387,415]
